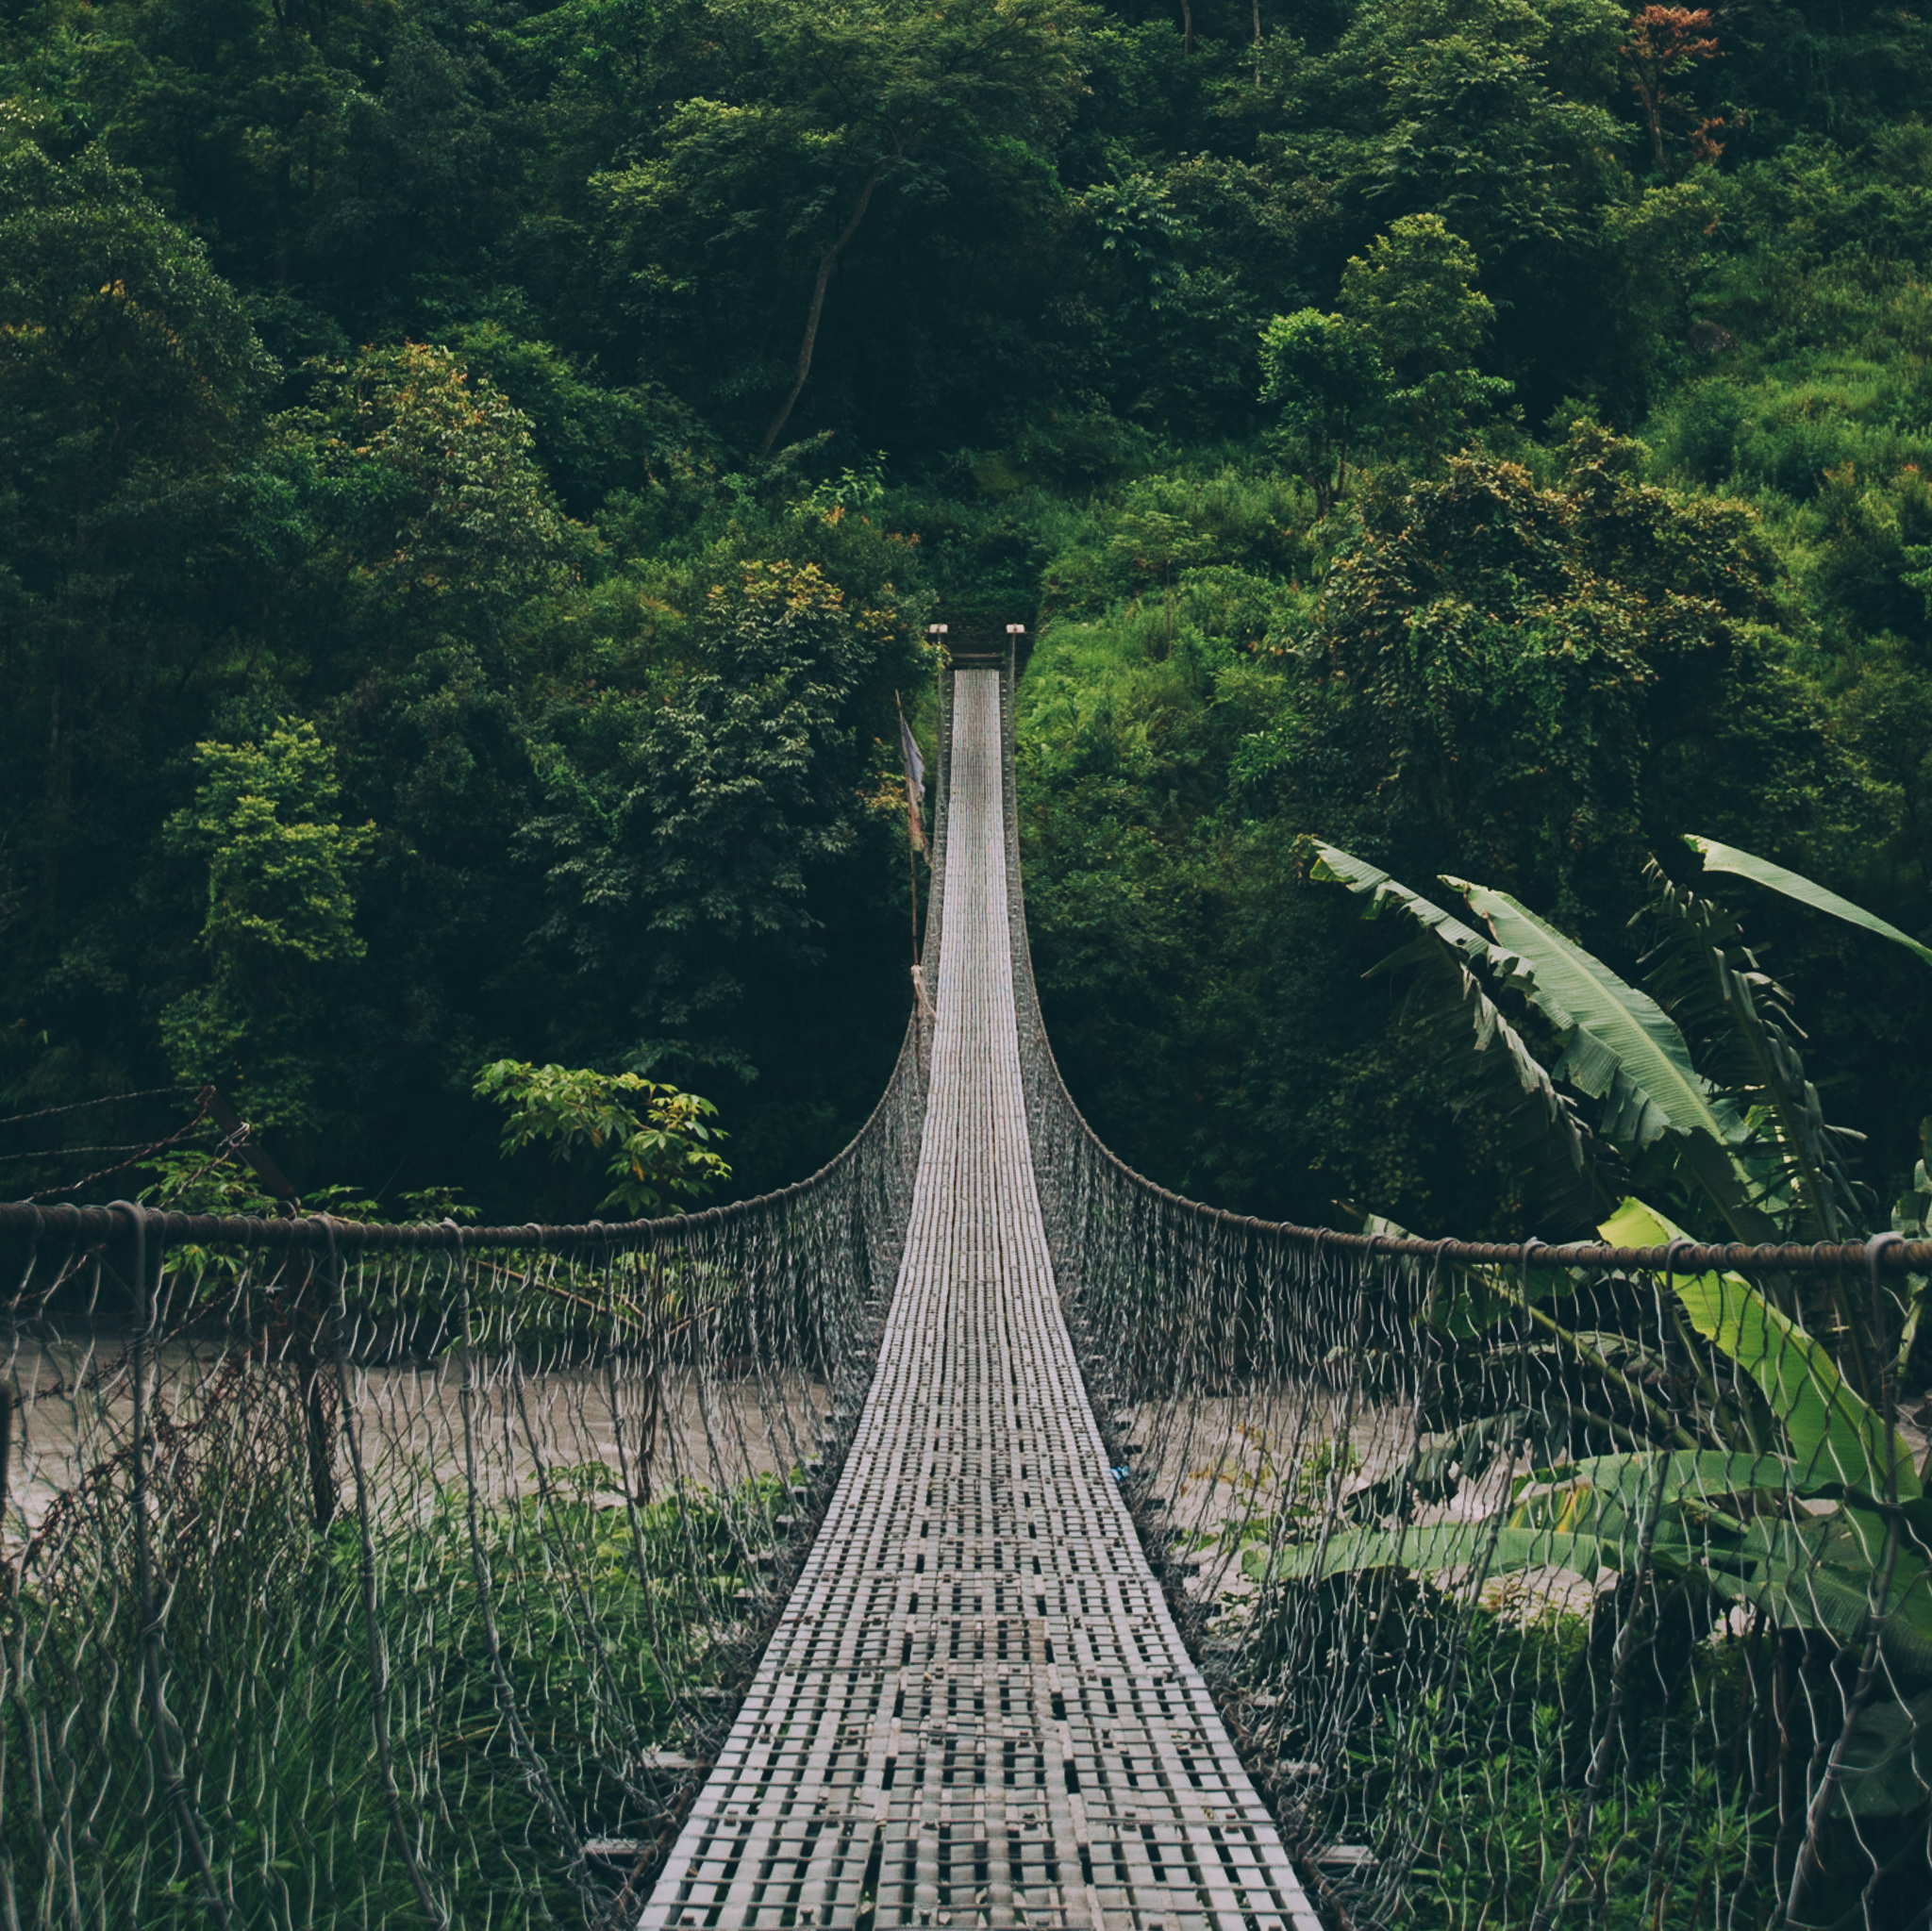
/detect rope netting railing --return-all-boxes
[992,662,1932,1931]
[0,1030,930,1928]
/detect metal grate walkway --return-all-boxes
[641,673,1320,1930]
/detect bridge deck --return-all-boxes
[641,673,1319,1930]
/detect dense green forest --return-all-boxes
[3,0,1930,1237]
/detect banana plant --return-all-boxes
[1311,833,1928,1403]
[1312,837,1932,1258]
[1256,841,1932,1811]
[1241,1193,1932,1810]
[1688,832,1932,1382]
[1313,841,1796,1248]
[1307,848,1616,1234]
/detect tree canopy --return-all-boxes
[0,0,1927,1237]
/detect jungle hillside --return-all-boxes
[4,0,1931,1243]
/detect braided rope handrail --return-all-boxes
[992,647,1929,1277]
[0,1020,923,1253]
[1,681,953,1259]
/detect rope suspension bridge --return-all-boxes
[3,656,1930,1930]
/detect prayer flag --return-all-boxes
[897,699,925,804]
[896,696,927,855]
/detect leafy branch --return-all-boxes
[473,1060,730,1218]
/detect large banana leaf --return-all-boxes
[1243,1519,1631,1585]
[1452,881,1777,1242]
[1248,1511,1716,1590]
[1451,880,1721,1145]
[1741,1509,1932,1819]
[1312,843,1497,964]
[1602,1200,1922,1502]
[1511,1449,1798,1537]
[1641,862,1865,1242]
[1703,1508,1932,1678]
[1829,1687,1932,1818]
[1312,845,1611,1233]
[1688,834,1932,970]
[1244,1493,1932,1674]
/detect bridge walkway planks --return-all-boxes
[640,671,1321,1930]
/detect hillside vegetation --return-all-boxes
[3,0,1929,1237]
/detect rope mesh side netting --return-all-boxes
[0,1012,927,1926]
[993,668,1932,1931]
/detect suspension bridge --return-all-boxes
[3,652,1929,1930]
[638,669,1316,1929]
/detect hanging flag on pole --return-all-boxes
[895,694,927,855]
[897,696,925,803]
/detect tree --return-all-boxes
[1309,424,1822,926]
[1336,213,1510,455]
[473,1059,729,1217]
[592,0,1091,452]
[1373,29,1624,261]
[161,720,374,1131]
[1621,7,1722,178]
[282,341,576,648]
[1077,157,1275,432]
[532,558,913,1058]
[1257,308,1389,516]
[0,141,275,897]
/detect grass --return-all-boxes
[1,1359,776,1929]
[1235,1567,1932,1931]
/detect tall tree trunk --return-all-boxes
[1252,0,1262,83]
[1640,81,1666,175]
[759,165,886,456]
[1180,0,1194,56]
